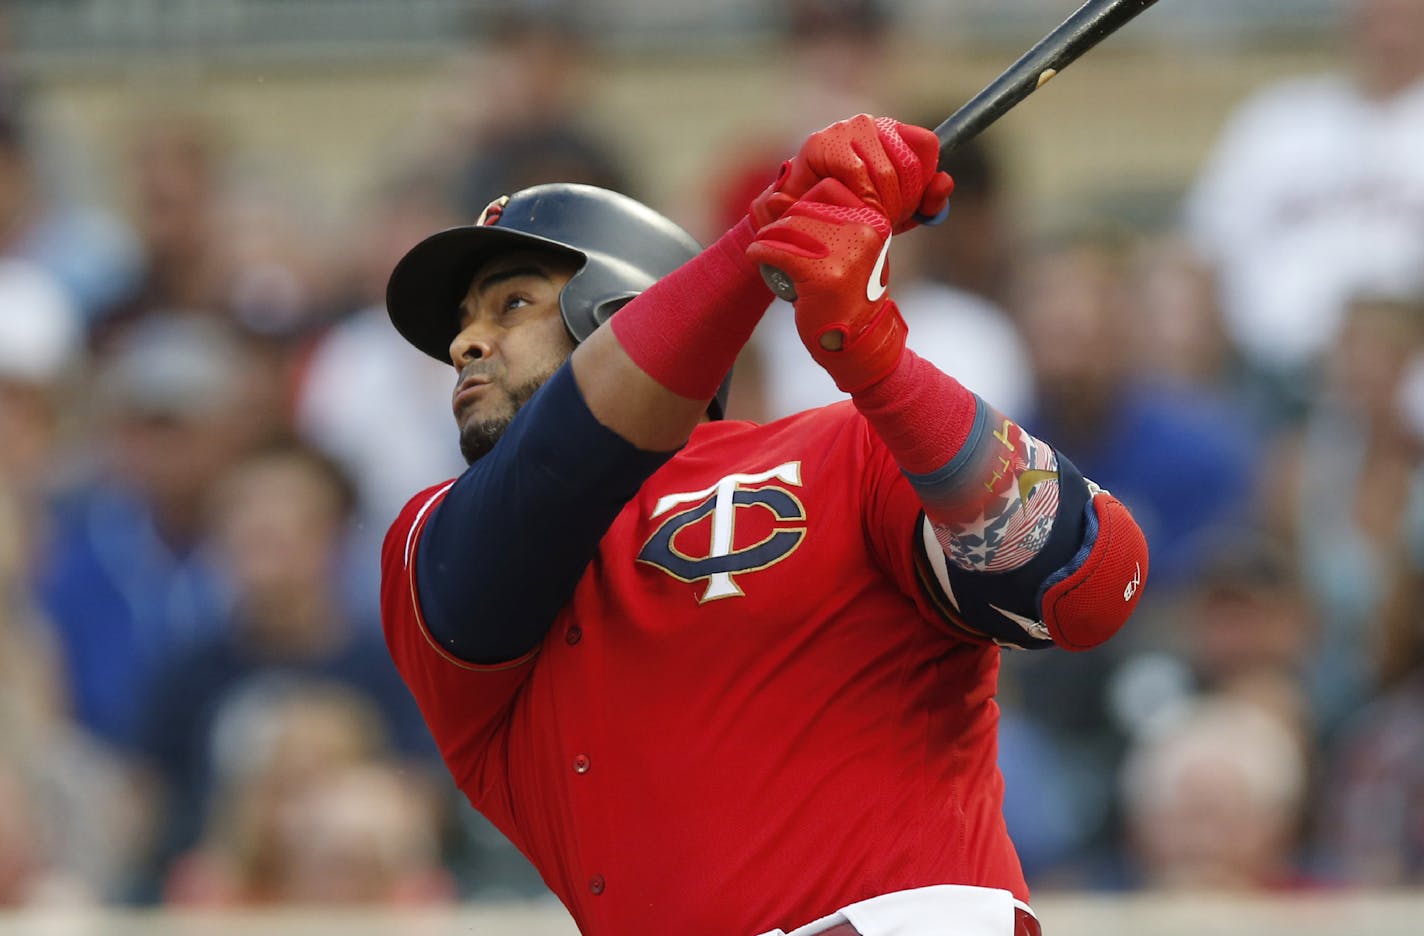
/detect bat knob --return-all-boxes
[759,264,798,302]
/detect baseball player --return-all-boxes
[380,116,1148,936]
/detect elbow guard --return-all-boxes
[1038,467,1149,651]
[920,452,1149,651]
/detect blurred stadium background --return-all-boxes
[1,0,1422,933]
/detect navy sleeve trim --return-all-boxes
[415,364,673,665]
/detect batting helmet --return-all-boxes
[386,182,732,419]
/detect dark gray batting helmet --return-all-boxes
[386,182,733,419]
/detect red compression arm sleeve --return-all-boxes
[852,348,978,476]
[853,347,1053,544]
[856,347,1150,653]
[609,218,772,402]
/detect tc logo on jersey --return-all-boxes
[638,462,806,603]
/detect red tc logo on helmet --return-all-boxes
[476,195,510,227]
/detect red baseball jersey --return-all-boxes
[381,402,1028,935]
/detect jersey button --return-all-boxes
[565,625,582,646]
[589,874,605,895]
[573,754,591,774]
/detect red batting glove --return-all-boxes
[746,178,908,394]
[749,114,954,234]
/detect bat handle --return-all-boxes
[759,264,799,302]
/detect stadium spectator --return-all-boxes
[0,258,160,900]
[135,439,436,881]
[162,682,449,905]
[0,80,139,326]
[1120,696,1311,891]
[98,108,336,442]
[1012,222,1259,592]
[35,316,251,751]
[0,484,154,904]
[1182,0,1424,425]
[431,2,632,218]
[1310,678,1424,883]
[1313,607,1424,885]
[95,110,231,345]
[1129,233,1240,397]
[1171,535,1316,715]
[989,225,1262,887]
[1260,292,1424,740]
[260,763,455,905]
[0,259,83,522]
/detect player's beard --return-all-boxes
[458,366,559,465]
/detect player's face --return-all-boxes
[450,248,580,463]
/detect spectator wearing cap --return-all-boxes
[34,316,255,753]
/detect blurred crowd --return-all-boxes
[1,0,1423,911]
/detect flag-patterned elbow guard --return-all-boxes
[1039,484,1148,651]
[912,446,1147,653]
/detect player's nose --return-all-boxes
[449,321,496,368]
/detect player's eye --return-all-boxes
[502,293,532,314]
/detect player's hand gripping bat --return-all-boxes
[759,0,1164,302]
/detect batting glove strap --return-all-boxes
[816,298,909,394]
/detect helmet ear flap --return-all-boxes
[591,294,639,331]
[560,290,639,343]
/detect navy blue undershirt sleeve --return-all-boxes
[415,363,674,665]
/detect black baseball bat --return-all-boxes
[759,0,1164,303]
[932,0,1162,161]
